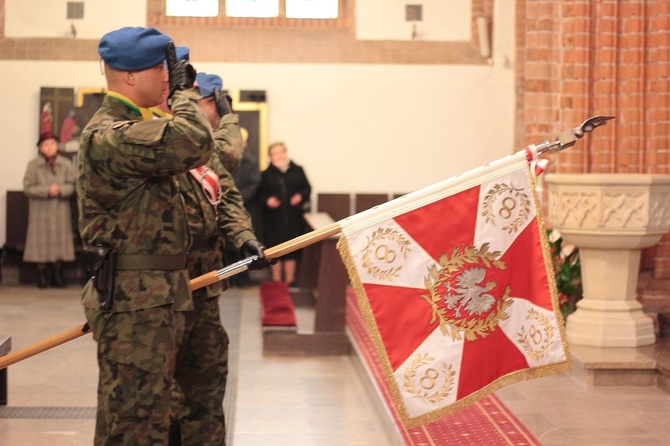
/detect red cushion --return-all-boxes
[260,281,297,326]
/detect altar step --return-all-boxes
[568,336,670,393]
[549,271,670,391]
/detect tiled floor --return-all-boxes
[0,283,669,445]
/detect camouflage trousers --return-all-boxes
[171,296,229,445]
[84,305,185,446]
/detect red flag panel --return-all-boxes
[394,186,480,259]
[457,327,529,398]
[364,283,438,370]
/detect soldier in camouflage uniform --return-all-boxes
[76,27,214,445]
[169,72,270,445]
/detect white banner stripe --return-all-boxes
[346,219,438,288]
[393,326,465,418]
[498,298,568,367]
[339,151,530,235]
[474,168,537,256]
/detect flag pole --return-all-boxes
[188,222,342,291]
[0,115,614,370]
[0,223,344,370]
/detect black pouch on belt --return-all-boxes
[83,246,117,311]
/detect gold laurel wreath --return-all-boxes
[481,182,532,234]
[420,244,512,341]
[516,308,554,361]
[402,353,455,404]
[360,227,411,281]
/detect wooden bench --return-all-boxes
[0,335,11,405]
[262,213,351,355]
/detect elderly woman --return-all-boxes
[258,141,311,286]
[23,132,76,288]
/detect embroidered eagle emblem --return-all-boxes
[420,244,513,341]
[444,267,496,317]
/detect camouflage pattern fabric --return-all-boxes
[77,89,215,313]
[172,297,229,445]
[178,116,253,300]
[171,113,255,444]
[77,89,215,445]
[212,112,244,172]
[85,305,185,445]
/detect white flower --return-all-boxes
[548,229,561,243]
[561,244,575,258]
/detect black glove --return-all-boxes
[241,239,274,270]
[166,41,197,103]
[213,88,233,117]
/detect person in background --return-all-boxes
[258,141,311,286]
[23,132,75,288]
[76,26,214,445]
[227,127,262,288]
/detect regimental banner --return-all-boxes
[337,151,571,428]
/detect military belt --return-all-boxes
[190,234,218,251]
[115,254,188,271]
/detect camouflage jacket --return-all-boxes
[77,90,214,313]
[213,113,244,172]
[180,116,255,299]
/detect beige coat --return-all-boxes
[22,154,76,263]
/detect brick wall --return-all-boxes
[518,0,670,277]
[0,0,493,66]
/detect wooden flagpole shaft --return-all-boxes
[0,222,343,370]
[0,324,90,370]
[188,222,342,290]
[264,222,342,258]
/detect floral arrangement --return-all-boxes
[546,229,582,321]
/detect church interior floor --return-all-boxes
[0,283,669,445]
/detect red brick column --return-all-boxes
[519,0,670,278]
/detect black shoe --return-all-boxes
[37,270,48,288]
[51,269,65,288]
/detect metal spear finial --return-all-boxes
[535,115,615,155]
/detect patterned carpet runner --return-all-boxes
[346,288,541,446]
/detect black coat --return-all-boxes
[258,161,311,253]
[232,151,261,231]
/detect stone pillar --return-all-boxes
[545,173,670,347]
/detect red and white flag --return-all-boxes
[337,150,571,427]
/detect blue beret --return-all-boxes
[176,46,190,62]
[196,73,223,97]
[99,27,172,71]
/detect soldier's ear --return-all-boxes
[123,71,137,87]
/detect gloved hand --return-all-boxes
[166,41,197,102]
[213,88,233,117]
[241,239,275,270]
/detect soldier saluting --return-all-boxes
[76,26,214,445]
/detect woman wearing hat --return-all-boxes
[22,132,76,288]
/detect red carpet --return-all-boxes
[346,288,541,446]
[260,281,297,327]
